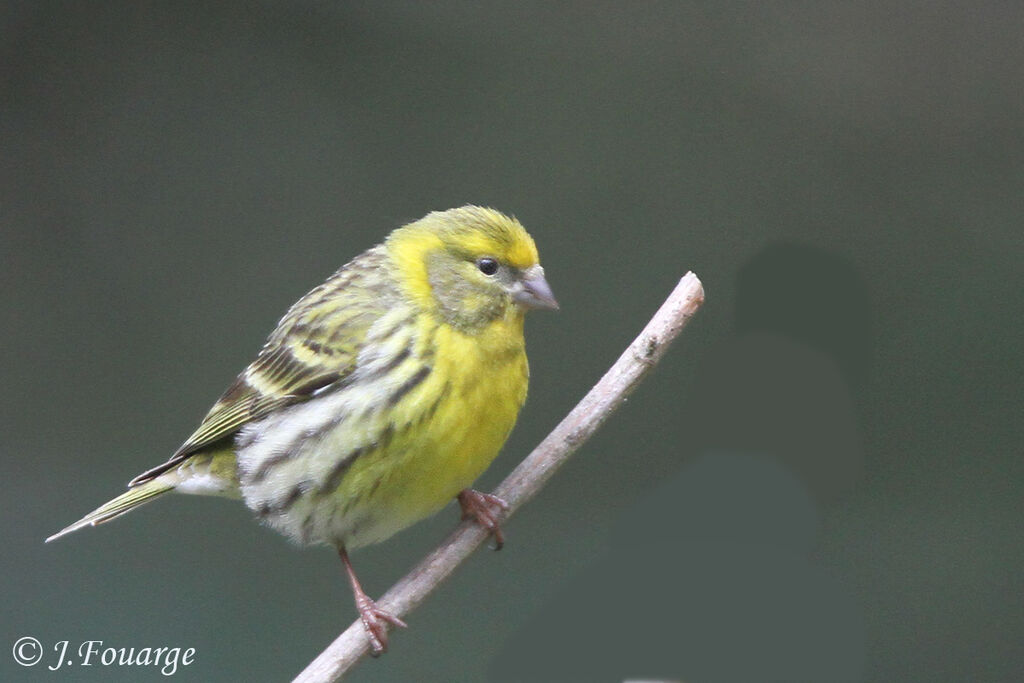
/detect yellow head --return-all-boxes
[386,206,558,331]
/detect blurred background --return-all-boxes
[3,3,1022,681]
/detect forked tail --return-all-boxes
[45,479,174,543]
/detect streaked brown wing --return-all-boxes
[173,347,348,456]
[129,248,392,486]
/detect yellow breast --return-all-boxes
[328,312,528,547]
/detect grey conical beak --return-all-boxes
[513,266,559,311]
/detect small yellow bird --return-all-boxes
[47,206,557,653]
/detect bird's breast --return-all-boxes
[234,313,529,548]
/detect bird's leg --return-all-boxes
[338,547,407,656]
[457,489,509,550]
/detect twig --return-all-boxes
[293,272,705,683]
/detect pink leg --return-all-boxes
[339,547,407,655]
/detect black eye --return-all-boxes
[476,258,499,276]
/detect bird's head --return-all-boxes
[387,206,558,332]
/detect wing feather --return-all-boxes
[129,246,395,486]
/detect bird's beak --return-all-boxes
[513,266,559,311]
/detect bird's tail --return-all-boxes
[46,478,174,543]
[46,450,239,543]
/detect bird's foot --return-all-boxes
[339,547,407,655]
[458,489,509,550]
[354,592,407,656]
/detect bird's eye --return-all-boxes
[476,258,499,276]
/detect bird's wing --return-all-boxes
[129,249,395,486]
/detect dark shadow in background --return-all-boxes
[491,244,869,682]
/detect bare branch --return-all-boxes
[293,272,706,682]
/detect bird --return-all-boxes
[46,205,558,654]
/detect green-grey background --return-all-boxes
[3,3,1021,682]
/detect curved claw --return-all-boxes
[356,595,408,656]
[458,489,509,550]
